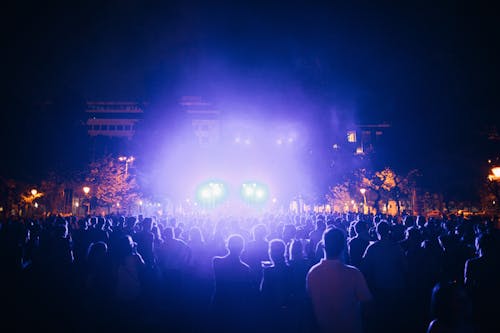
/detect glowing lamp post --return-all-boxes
[488,166,500,217]
[489,167,500,181]
[83,186,91,215]
[118,156,135,175]
[360,188,368,214]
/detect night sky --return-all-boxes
[2,0,499,201]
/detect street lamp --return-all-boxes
[83,186,91,215]
[360,188,368,214]
[489,166,500,181]
[488,166,500,218]
[118,156,135,175]
[31,189,38,196]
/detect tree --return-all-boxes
[326,182,354,212]
[85,155,141,213]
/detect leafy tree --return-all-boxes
[326,182,354,212]
[85,155,141,213]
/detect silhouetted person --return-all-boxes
[464,232,500,333]
[307,227,372,333]
[288,239,312,333]
[212,234,258,333]
[110,234,146,331]
[360,221,407,333]
[242,224,269,283]
[427,281,474,333]
[347,220,370,268]
[84,241,113,331]
[260,239,292,332]
[308,219,326,261]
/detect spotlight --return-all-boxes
[240,182,269,204]
[196,180,228,206]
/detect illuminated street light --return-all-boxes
[34,202,38,209]
[31,189,38,196]
[488,167,500,181]
[360,188,368,214]
[118,156,135,175]
[83,186,91,215]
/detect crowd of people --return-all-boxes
[0,211,498,333]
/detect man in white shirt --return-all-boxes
[307,227,373,333]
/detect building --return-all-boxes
[86,101,144,139]
[85,101,145,160]
[179,96,220,146]
[346,123,391,156]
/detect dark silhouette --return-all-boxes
[212,234,258,333]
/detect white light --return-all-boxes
[276,139,283,145]
[244,187,254,197]
[255,189,265,199]
[272,198,277,203]
[201,189,211,199]
[34,202,39,208]
[288,137,294,143]
[492,167,500,178]
[244,139,251,145]
[212,185,222,197]
[234,137,241,143]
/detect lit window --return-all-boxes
[356,147,364,155]
[347,131,357,143]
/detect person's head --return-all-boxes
[253,224,267,241]
[405,226,421,242]
[403,215,415,228]
[323,227,346,259]
[416,215,426,228]
[430,281,469,323]
[376,221,391,240]
[116,235,137,258]
[87,241,108,262]
[269,239,286,265]
[227,234,244,256]
[142,217,153,232]
[316,219,326,231]
[475,232,495,257]
[77,219,88,230]
[289,239,304,261]
[163,227,174,240]
[189,227,204,243]
[354,220,368,237]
